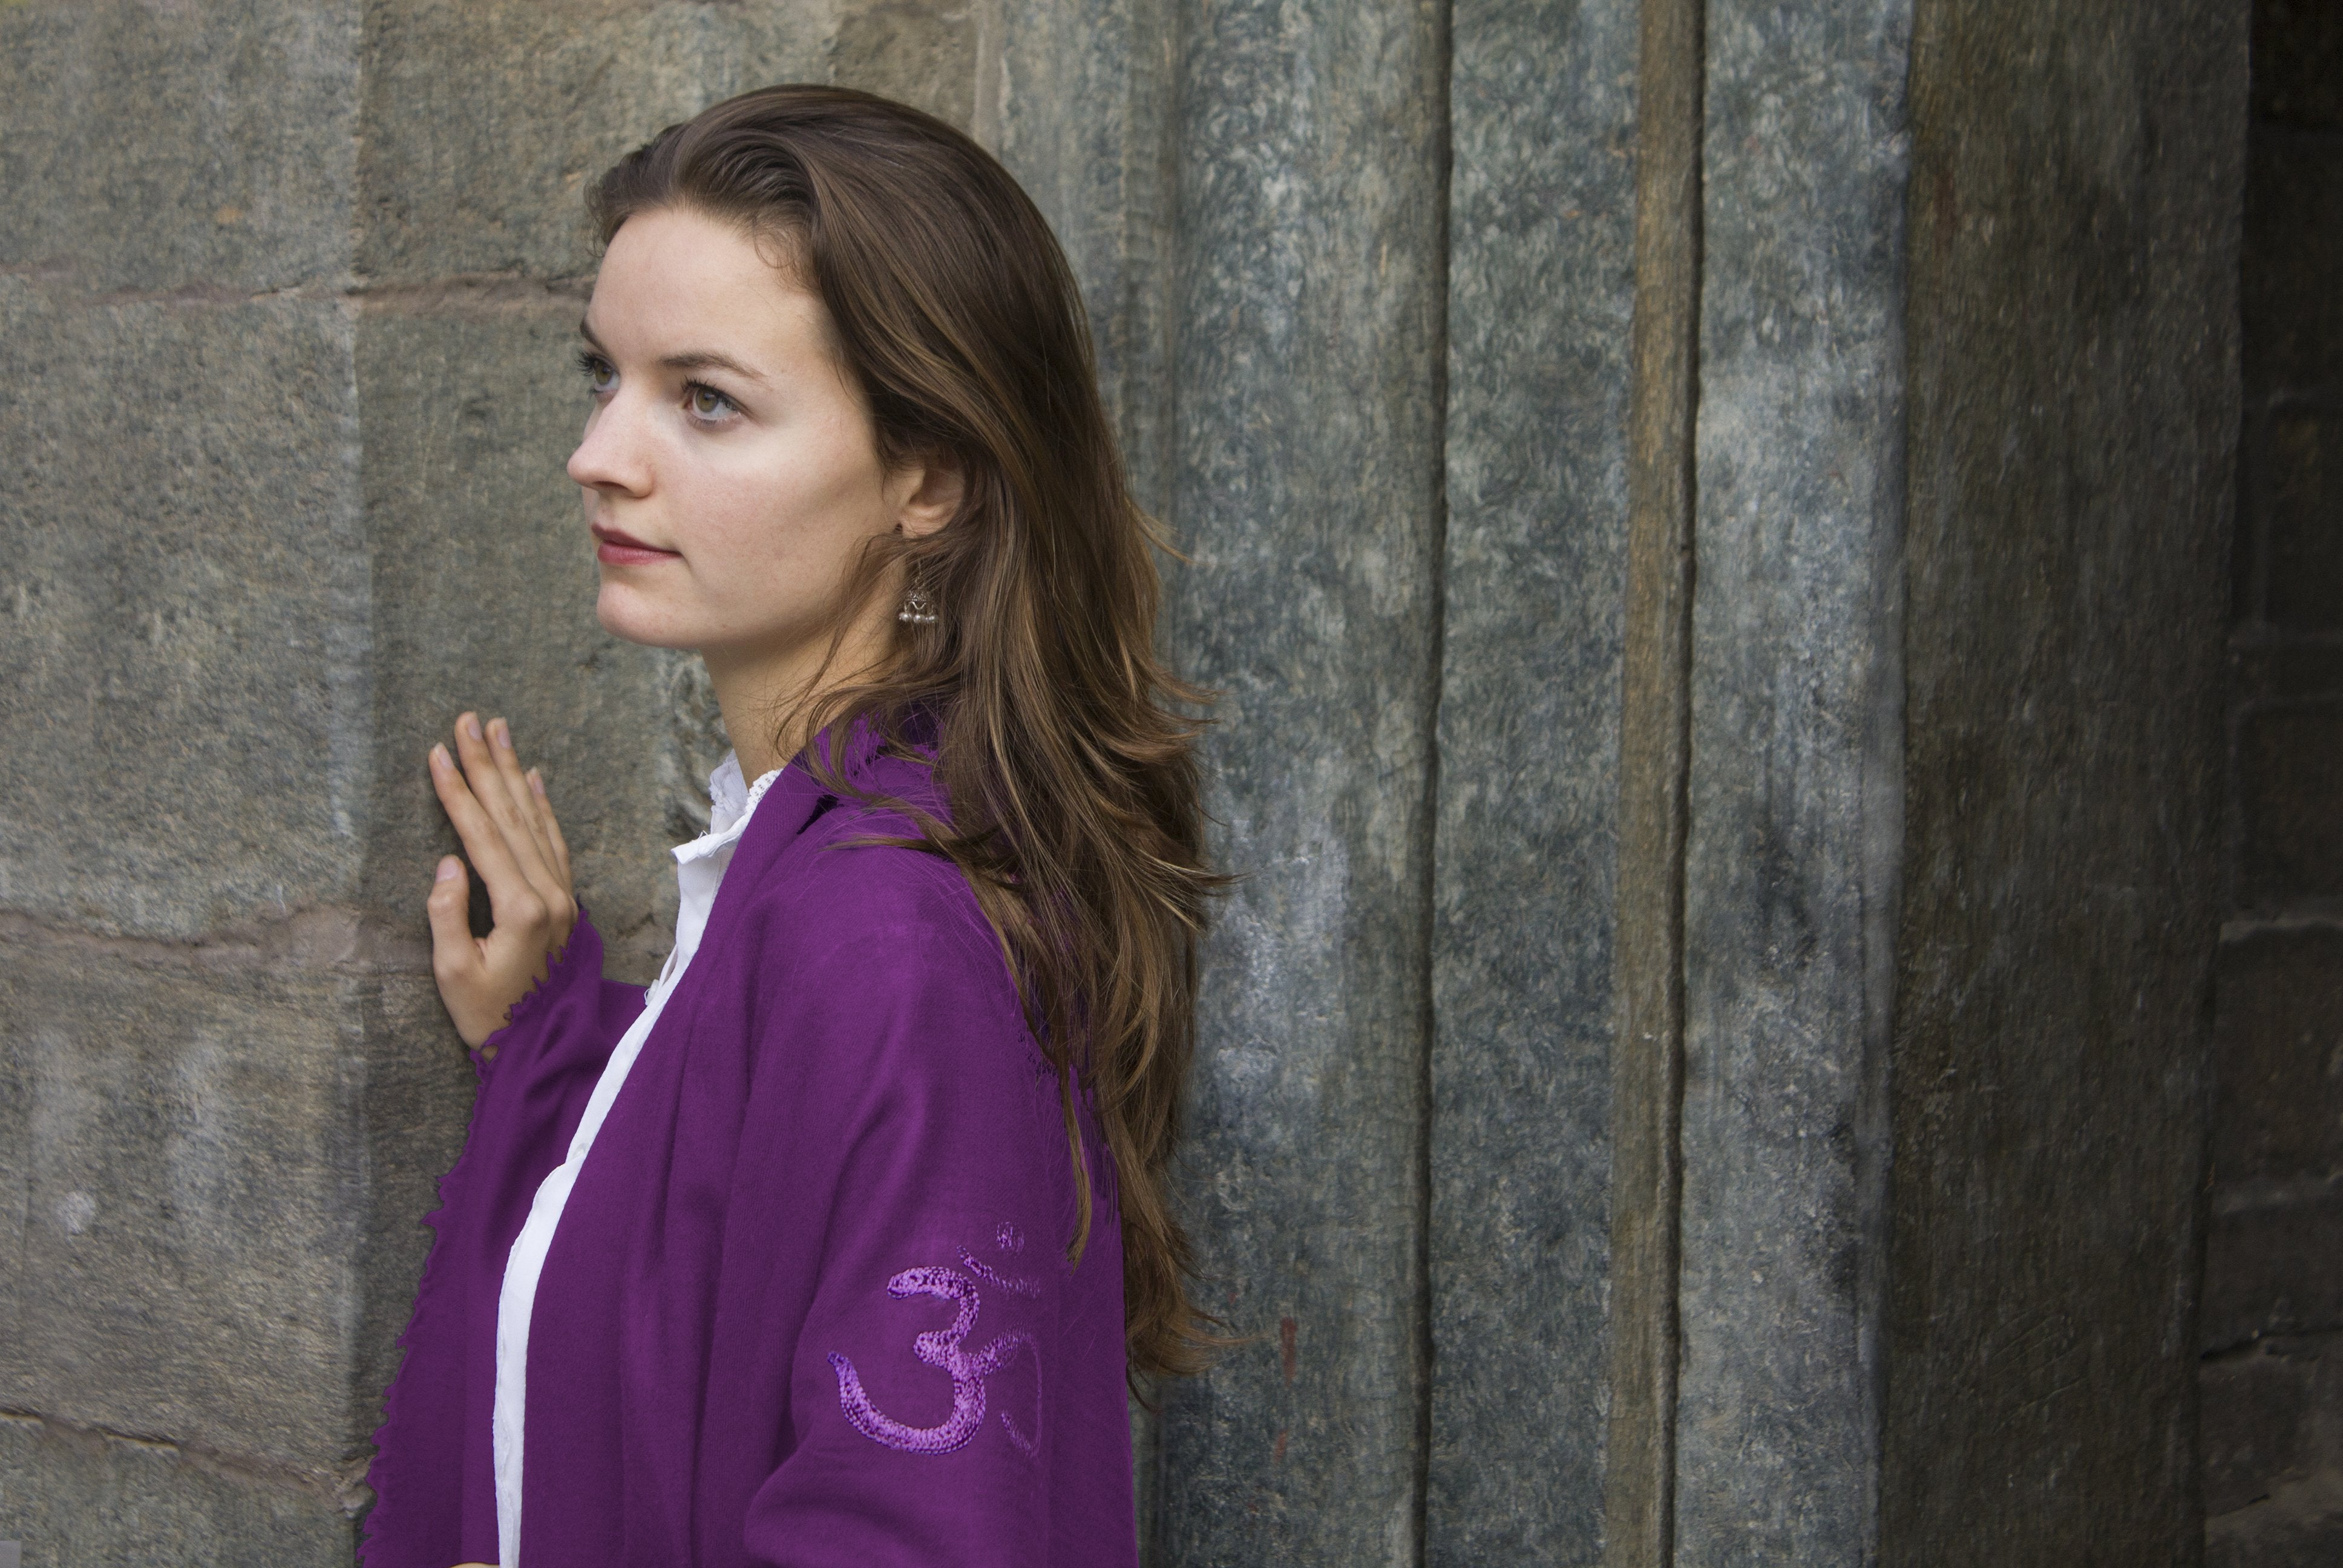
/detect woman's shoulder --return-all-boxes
[738,762,999,979]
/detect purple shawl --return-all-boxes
[362,731,1137,1567]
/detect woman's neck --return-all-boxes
[701,618,894,782]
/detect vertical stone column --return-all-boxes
[2200,4,2343,1561]
[1602,0,2245,1561]
[1883,0,2242,1559]
[1149,0,1449,1560]
[1670,3,1913,1560]
[1429,0,1638,1561]
[0,2,377,1555]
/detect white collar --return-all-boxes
[675,751,786,867]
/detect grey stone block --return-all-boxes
[1883,0,2240,1557]
[2214,929,2343,1185]
[0,0,356,295]
[356,0,830,286]
[1673,1,1914,1560]
[2243,128,2343,397]
[2207,1473,2343,1568]
[2262,408,2343,633]
[2240,706,2343,908]
[0,281,366,941]
[0,936,371,1470]
[2201,1333,2340,1517]
[1426,0,1637,1560]
[0,1414,353,1568]
[995,0,1175,489]
[2204,1191,2343,1350]
[2252,0,2343,131]
[355,304,727,983]
[831,0,988,133]
[347,974,485,1459]
[1149,0,1447,1559]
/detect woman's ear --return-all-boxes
[891,451,966,540]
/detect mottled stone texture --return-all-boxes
[1673,2,1912,1561]
[0,1415,353,1568]
[0,2,379,1556]
[0,1,924,1560]
[1427,0,1636,1562]
[0,0,2264,1561]
[1148,0,1447,1560]
[995,0,1176,499]
[1883,0,2243,1562]
[0,285,367,941]
[2200,1,2343,1560]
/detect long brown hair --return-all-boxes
[591,85,1219,1378]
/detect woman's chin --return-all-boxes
[594,589,698,651]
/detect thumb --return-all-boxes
[426,857,477,981]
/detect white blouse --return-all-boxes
[491,753,784,1568]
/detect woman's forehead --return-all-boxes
[585,207,828,370]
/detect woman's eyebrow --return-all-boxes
[576,319,770,385]
[660,348,770,385]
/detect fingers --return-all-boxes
[424,854,502,1048]
[451,714,558,895]
[424,855,478,985]
[528,767,574,887]
[429,739,536,922]
[482,716,560,874]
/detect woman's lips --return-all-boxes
[592,524,682,567]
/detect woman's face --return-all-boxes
[568,205,916,673]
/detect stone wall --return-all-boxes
[0,1,2257,1564]
[2200,1,2343,1562]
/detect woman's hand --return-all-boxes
[425,712,577,1049]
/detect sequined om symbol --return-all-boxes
[828,1225,1043,1458]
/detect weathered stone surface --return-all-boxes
[1149,0,1446,1559]
[0,283,367,941]
[0,1414,353,1568]
[2201,1333,2339,1516]
[995,0,1175,489]
[0,0,356,295]
[1883,1,2241,1560]
[2205,11,2343,1552]
[2263,408,2343,633]
[1427,0,1637,1560]
[2207,1475,2343,1568]
[2214,929,2343,1184]
[347,975,485,1457]
[2239,707,2343,908]
[1600,0,1703,1554]
[356,0,832,286]
[832,0,991,134]
[1673,2,1913,1560]
[2242,129,2343,397]
[2252,0,2343,131]
[355,304,727,982]
[2204,1192,2343,1351]
[0,935,369,1470]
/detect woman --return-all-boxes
[362,85,1217,1568]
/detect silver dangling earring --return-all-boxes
[897,584,938,626]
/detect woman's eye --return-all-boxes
[576,351,617,395]
[686,384,738,422]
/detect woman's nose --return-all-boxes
[567,397,654,496]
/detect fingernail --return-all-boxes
[492,718,511,749]
[430,743,448,768]
[529,769,546,795]
[436,857,464,883]
[464,715,482,741]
